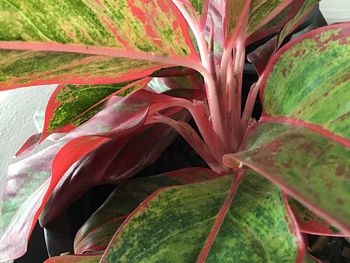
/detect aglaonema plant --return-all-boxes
[0,0,349,262]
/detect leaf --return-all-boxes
[226,24,350,233]
[41,79,149,139]
[224,0,250,44]
[1,89,190,261]
[261,23,350,139]
[74,167,220,254]
[15,132,42,157]
[100,171,303,262]
[0,50,166,91]
[288,198,345,236]
[44,254,101,263]
[248,0,319,75]
[0,0,199,91]
[277,0,320,47]
[0,136,109,261]
[224,122,350,234]
[0,0,197,57]
[248,0,295,37]
[40,109,189,226]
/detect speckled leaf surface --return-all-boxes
[0,50,167,91]
[74,168,221,254]
[0,0,199,91]
[248,0,293,37]
[0,89,193,261]
[0,136,109,262]
[99,175,235,262]
[277,0,319,47]
[288,198,343,236]
[224,0,248,42]
[40,109,189,226]
[42,79,149,139]
[205,170,303,263]
[261,23,350,139]
[44,254,101,263]
[100,172,302,262]
[224,122,350,234]
[247,0,303,44]
[0,0,197,56]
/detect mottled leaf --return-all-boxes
[288,198,344,236]
[248,0,295,37]
[224,122,350,234]
[40,109,189,226]
[100,171,303,262]
[0,136,108,261]
[0,89,190,261]
[0,0,197,56]
[248,0,319,74]
[277,0,319,47]
[0,0,199,91]
[0,50,165,91]
[42,79,149,139]
[261,23,350,139]
[74,168,220,254]
[44,254,101,263]
[247,0,303,44]
[204,170,304,263]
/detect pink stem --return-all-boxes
[241,77,262,131]
[149,99,226,158]
[146,114,226,173]
[172,0,226,148]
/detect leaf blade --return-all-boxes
[224,122,350,234]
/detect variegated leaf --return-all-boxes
[74,168,220,254]
[0,0,199,91]
[44,254,101,263]
[100,171,303,262]
[0,89,194,261]
[41,79,149,139]
[225,23,350,235]
[288,198,344,236]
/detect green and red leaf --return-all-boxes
[74,168,221,254]
[248,0,297,39]
[224,122,350,234]
[0,0,200,91]
[261,23,350,139]
[288,198,345,236]
[0,89,195,261]
[99,170,303,262]
[44,254,101,263]
[40,109,189,226]
[41,79,149,140]
[226,23,350,234]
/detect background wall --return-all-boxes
[0,0,349,262]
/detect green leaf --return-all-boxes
[42,79,149,138]
[0,0,199,91]
[0,0,196,56]
[262,23,350,139]
[288,198,343,236]
[0,50,163,91]
[44,254,101,263]
[227,24,350,233]
[248,0,293,36]
[224,122,350,233]
[277,0,320,47]
[74,168,220,254]
[100,171,302,262]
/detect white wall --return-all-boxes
[0,0,350,185]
